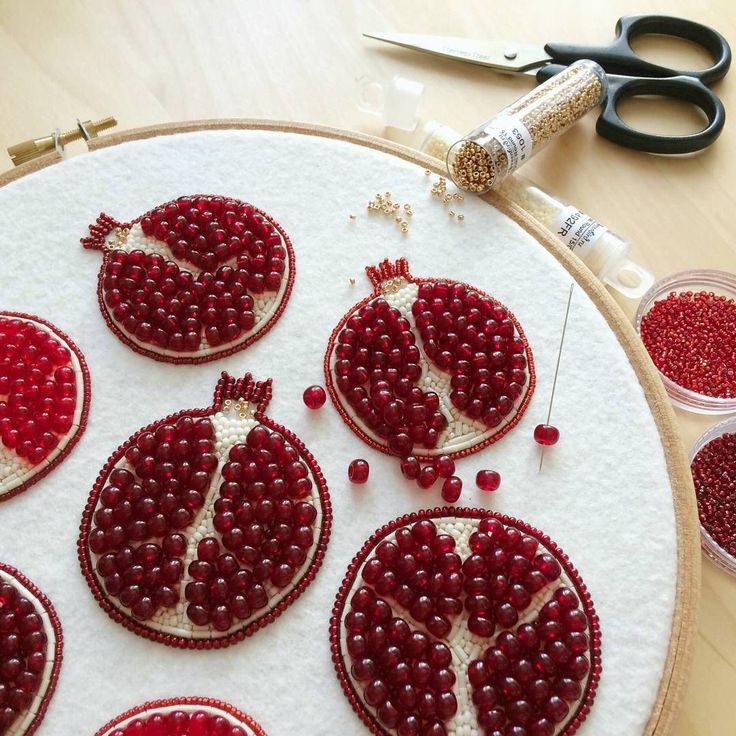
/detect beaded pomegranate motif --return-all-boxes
[331,510,601,736]
[0,563,63,736]
[82,194,295,363]
[78,372,331,648]
[94,697,267,736]
[0,312,90,503]
[325,259,534,470]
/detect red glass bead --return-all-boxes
[441,476,462,503]
[476,469,501,492]
[433,455,455,478]
[417,465,438,489]
[400,456,420,480]
[348,459,370,484]
[534,424,560,446]
[303,385,326,410]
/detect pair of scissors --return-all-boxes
[364,15,730,154]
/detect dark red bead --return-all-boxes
[303,385,326,410]
[348,459,370,484]
[441,476,462,503]
[476,469,501,492]
[534,424,560,446]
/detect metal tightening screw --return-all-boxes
[8,116,118,166]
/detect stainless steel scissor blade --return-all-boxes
[363,32,551,74]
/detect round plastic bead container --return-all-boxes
[634,269,736,414]
[690,416,736,576]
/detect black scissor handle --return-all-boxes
[544,14,731,85]
[536,64,726,153]
[599,73,726,153]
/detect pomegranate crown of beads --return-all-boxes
[81,212,130,251]
[365,257,412,289]
[213,371,273,413]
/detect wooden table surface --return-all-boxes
[1,1,734,733]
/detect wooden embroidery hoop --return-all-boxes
[0,119,699,735]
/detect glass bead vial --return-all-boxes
[421,123,652,300]
[503,175,654,299]
[446,60,608,193]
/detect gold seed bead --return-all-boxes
[457,214,465,221]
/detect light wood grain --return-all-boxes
[1,2,734,734]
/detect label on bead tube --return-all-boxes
[483,114,533,174]
[553,205,607,258]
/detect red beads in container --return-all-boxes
[636,270,736,414]
[690,416,736,576]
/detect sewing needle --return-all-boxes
[539,283,575,472]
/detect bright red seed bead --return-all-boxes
[441,476,462,503]
[0,316,80,470]
[476,469,501,492]
[303,385,326,410]
[534,424,560,446]
[348,459,370,484]
[640,290,736,398]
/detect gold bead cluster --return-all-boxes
[450,63,602,193]
[429,176,465,220]
[449,142,496,193]
[223,398,250,420]
[107,226,130,250]
[367,192,412,234]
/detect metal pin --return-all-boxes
[539,283,575,472]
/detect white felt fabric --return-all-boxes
[0,130,676,736]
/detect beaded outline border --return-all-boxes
[0,310,92,503]
[81,197,296,365]
[323,259,536,461]
[329,507,602,736]
[0,561,64,736]
[77,374,332,649]
[93,695,268,736]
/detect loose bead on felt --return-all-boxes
[348,459,370,484]
[441,476,462,503]
[476,469,501,492]
[303,385,326,410]
[534,424,560,446]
